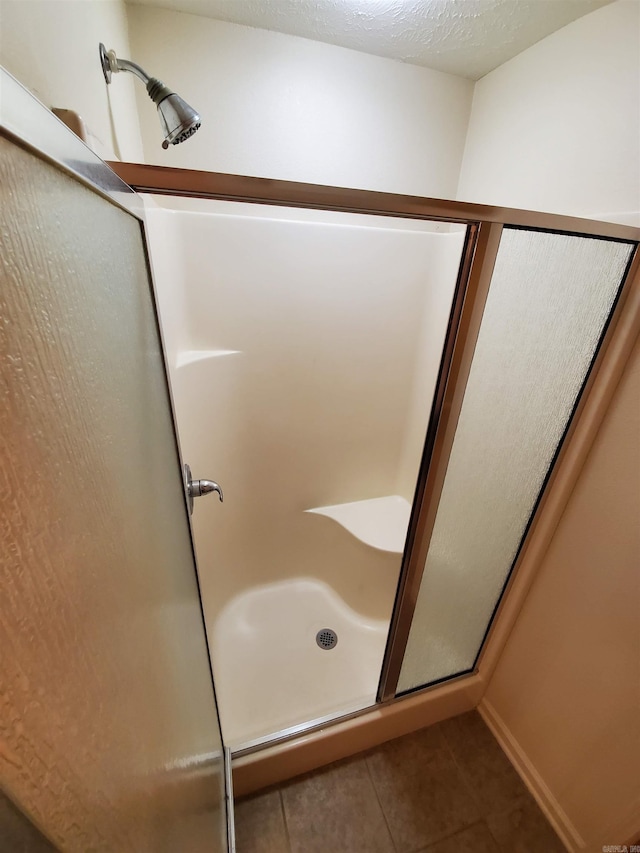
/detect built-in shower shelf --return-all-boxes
[306,495,411,553]
[175,349,241,369]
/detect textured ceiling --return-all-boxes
[126,0,613,80]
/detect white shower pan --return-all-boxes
[212,578,389,748]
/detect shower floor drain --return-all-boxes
[316,628,338,650]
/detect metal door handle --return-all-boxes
[184,463,223,515]
[189,479,223,500]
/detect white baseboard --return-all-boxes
[479,698,585,852]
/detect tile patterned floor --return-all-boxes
[234,711,566,853]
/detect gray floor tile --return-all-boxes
[281,755,395,853]
[439,712,531,817]
[235,713,565,853]
[421,821,499,853]
[235,789,290,853]
[487,799,566,852]
[366,723,480,851]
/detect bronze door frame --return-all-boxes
[108,158,640,740]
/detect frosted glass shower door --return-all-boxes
[0,118,228,847]
[396,227,635,694]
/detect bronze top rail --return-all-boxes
[108,162,640,243]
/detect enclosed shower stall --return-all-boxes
[3,50,638,850]
[145,197,466,747]
[136,182,635,753]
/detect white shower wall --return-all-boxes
[147,199,463,615]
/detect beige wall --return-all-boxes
[457,0,640,224]
[483,334,640,851]
[0,0,143,160]
[126,6,474,197]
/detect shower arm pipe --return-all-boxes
[102,47,171,105]
[110,56,152,86]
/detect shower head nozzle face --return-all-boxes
[162,123,201,150]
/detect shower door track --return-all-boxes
[109,160,640,766]
[108,162,637,240]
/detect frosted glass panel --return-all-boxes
[398,227,633,693]
[0,137,225,850]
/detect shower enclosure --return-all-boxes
[144,196,467,748]
[112,162,638,756]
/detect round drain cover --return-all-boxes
[316,628,338,650]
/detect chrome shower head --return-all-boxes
[148,81,201,149]
[99,43,201,149]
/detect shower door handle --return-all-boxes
[184,463,223,515]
